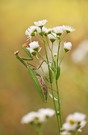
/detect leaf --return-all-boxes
[56,66,60,80]
[49,68,53,83]
[51,61,56,72]
[26,65,44,101]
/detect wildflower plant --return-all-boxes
[14,19,87,135]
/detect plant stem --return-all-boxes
[50,83,61,133]
[55,38,62,130]
[56,80,62,128]
[34,125,43,135]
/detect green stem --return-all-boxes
[37,127,43,135]
[57,39,60,64]
[50,83,60,133]
[55,38,62,129]
[56,80,62,128]
[34,125,43,135]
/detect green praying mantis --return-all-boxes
[14,44,48,102]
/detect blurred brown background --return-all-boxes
[0,0,88,135]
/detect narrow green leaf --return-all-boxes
[49,69,53,83]
[51,61,56,72]
[26,65,44,101]
[56,66,60,80]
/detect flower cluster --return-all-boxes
[61,112,87,135]
[25,19,74,57]
[21,108,55,125]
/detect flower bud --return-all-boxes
[48,33,57,43]
[64,42,72,52]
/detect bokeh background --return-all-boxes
[0,0,88,135]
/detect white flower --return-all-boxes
[21,108,55,125]
[25,26,42,37]
[60,131,71,135]
[63,25,75,33]
[64,112,87,133]
[35,112,46,123]
[29,41,39,50]
[25,26,37,37]
[64,42,72,52]
[42,27,52,34]
[42,27,48,33]
[48,32,57,42]
[38,108,55,118]
[34,19,48,27]
[62,122,77,131]
[73,112,86,122]
[52,26,64,35]
[35,26,41,33]
[27,41,41,56]
[21,111,38,124]
[71,40,88,63]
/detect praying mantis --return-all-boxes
[14,43,48,102]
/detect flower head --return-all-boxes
[52,26,64,35]
[64,42,72,52]
[38,108,55,118]
[62,122,77,132]
[63,25,75,33]
[62,112,87,133]
[25,26,37,37]
[29,41,39,51]
[26,41,41,56]
[34,19,48,27]
[21,108,55,125]
[21,111,38,124]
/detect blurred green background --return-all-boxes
[0,0,88,135]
